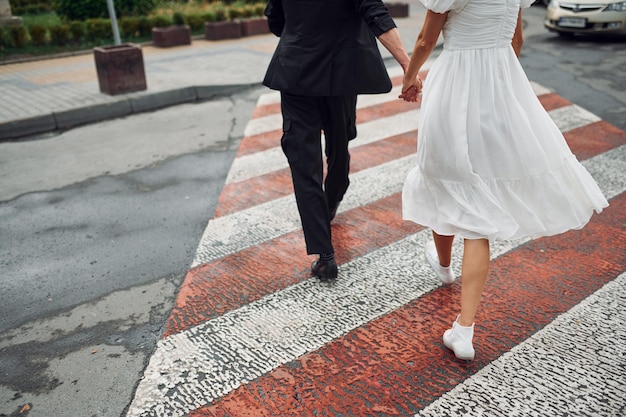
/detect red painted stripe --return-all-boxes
[223,117,626,217]
[251,102,281,119]
[537,92,571,111]
[356,98,420,124]
[189,192,626,417]
[237,72,428,157]
[564,121,626,161]
[235,98,418,158]
[216,131,417,217]
[164,193,422,338]
[236,129,282,157]
[214,169,293,218]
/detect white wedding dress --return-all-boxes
[402,0,608,241]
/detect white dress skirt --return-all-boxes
[402,0,608,241]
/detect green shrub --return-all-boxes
[49,24,70,46]
[85,18,112,42]
[21,12,61,27]
[172,11,185,26]
[53,0,107,20]
[68,21,85,43]
[228,6,244,19]
[150,15,172,28]
[201,11,217,23]
[53,0,156,20]
[119,16,141,38]
[0,28,5,50]
[252,2,266,17]
[12,0,54,15]
[120,0,156,16]
[137,16,152,37]
[8,26,29,48]
[29,24,48,46]
[214,5,228,22]
[185,13,206,31]
[245,5,256,18]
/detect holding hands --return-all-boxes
[399,75,423,102]
[398,10,449,103]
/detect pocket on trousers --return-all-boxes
[281,118,300,163]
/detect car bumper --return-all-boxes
[544,8,626,35]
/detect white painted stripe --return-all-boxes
[586,144,626,199]
[529,81,551,96]
[127,224,536,417]
[256,90,280,106]
[242,85,405,137]
[196,154,416,266]
[243,113,283,137]
[551,104,601,133]
[417,271,626,417]
[228,107,420,184]
[199,138,624,268]
[229,103,600,185]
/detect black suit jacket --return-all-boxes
[262,0,396,96]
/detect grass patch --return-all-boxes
[21,13,62,27]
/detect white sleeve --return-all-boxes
[520,0,534,8]
[419,0,469,13]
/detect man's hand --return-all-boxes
[399,76,422,102]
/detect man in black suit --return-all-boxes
[263,0,412,281]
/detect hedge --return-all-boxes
[28,24,47,46]
[11,0,54,15]
[49,24,70,46]
[0,2,268,52]
[52,0,157,20]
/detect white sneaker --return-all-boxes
[443,318,475,361]
[424,241,455,284]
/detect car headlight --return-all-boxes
[604,1,626,11]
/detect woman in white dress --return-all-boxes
[399,0,608,360]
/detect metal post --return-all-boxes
[106,0,121,45]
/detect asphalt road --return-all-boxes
[0,88,264,416]
[0,4,624,417]
[519,10,626,131]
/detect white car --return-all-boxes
[544,0,626,36]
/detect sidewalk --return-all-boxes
[0,4,428,141]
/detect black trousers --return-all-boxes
[280,92,357,255]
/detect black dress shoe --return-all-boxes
[311,258,338,281]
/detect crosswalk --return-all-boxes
[126,65,626,417]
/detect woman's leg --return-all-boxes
[432,231,454,267]
[442,238,489,360]
[458,238,490,326]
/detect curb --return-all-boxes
[0,83,259,142]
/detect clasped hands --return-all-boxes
[399,75,423,103]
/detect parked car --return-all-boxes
[544,0,626,36]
